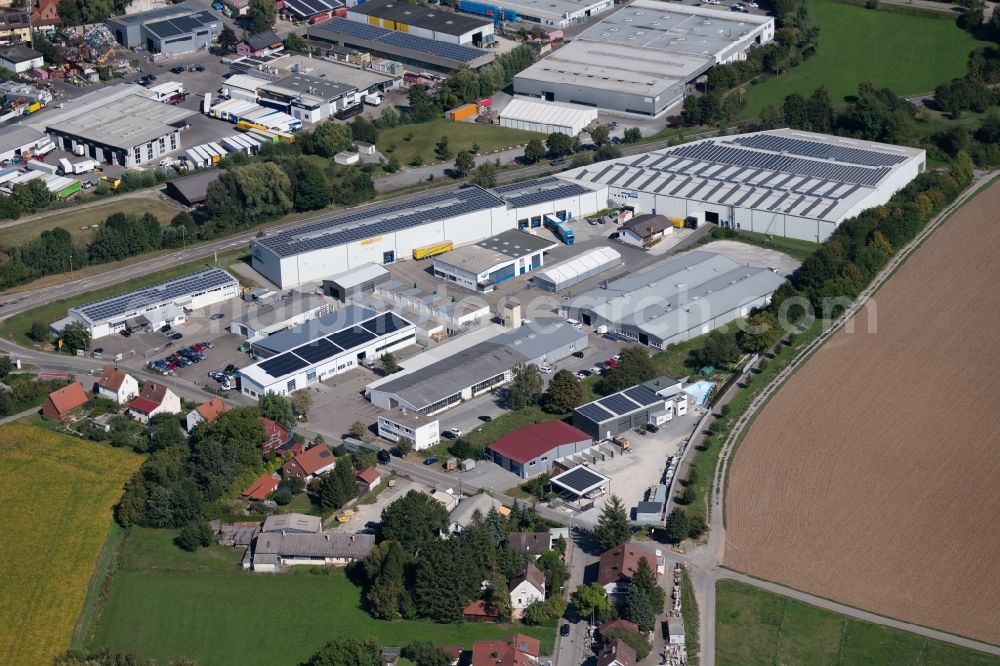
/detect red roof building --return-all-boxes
[470,634,540,666]
[596,638,637,666]
[260,417,290,458]
[42,381,88,420]
[355,466,381,492]
[463,600,500,623]
[243,473,279,500]
[599,619,640,636]
[127,381,180,423]
[31,0,60,27]
[487,420,592,479]
[282,444,336,480]
[597,544,658,595]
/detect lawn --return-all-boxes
[0,424,143,666]
[742,0,988,118]
[717,229,820,263]
[92,528,554,665]
[0,196,184,246]
[377,119,543,167]
[0,248,246,348]
[716,580,1000,665]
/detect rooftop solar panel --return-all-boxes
[576,402,614,423]
[72,268,236,324]
[551,466,607,494]
[292,338,341,364]
[623,385,663,407]
[597,394,640,416]
[328,326,377,351]
[258,353,309,379]
[361,312,408,336]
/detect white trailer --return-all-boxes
[148,81,185,102]
[364,94,382,106]
[27,159,58,175]
[58,157,73,175]
[72,158,99,174]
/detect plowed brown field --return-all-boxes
[725,180,1000,645]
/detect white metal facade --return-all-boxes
[499,98,598,136]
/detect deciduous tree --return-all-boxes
[380,490,450,555]
[542,369,584,414]
[506,362,543,409]
[523,138,545,164]
[247,0,278,34]
[258,391,293,429]
[453,150,475,177]
[571,582,616,623]
[289,388,313,416]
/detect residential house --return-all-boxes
[449,493,505,534]
[42,382,88,421]
[186,396,229,432]
[429,486,460,512]
[31,0,60,29]
[509,561,545,618]
[618,213,673,248]
[509,531,553,560]
[261,512,322,534]
[440,645,463,665]
[596,639,636,666]
[223,0,249,16]
[96,366,139,404]
[249,532,376,572]
[0,11,30,45]
[260,417,290,458]
[470,634,540,666]
[463,600,500,623]
[355,466,381,493]
[127,381,181,424]
[243,473,279,500]
[597,544,659,599]
[282,444,336,481]
[236,30,282,57]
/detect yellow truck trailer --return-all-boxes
[413,240,453,260]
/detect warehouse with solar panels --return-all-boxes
[557,129,926,242]
[250,186,511,288]
[573,383,674,440]
[239,305,416,398]
[54,268,239,339]
[306,17,495,72]
[494,176,605,231]
[347,0,495,47]
[105,3,221,55]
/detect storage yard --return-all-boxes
[725,179,1000,646]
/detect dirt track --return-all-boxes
[725,180,1000,645]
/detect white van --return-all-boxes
[565,318,583,330]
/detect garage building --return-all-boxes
[56,268,238,339]
[367,322,587,415]
[499,97,597,136]
[532,246,621,292]
[488,421,593,478]
[239,306,416,399]
[431,229,557,292]
[347,0,495,47]
[563,251,784,349]
[105,2,222,55]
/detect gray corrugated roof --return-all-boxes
[253,532,375,559]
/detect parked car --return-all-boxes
[646,424,659,433]
[201,340,214,349]
[589,366,602,375]
[168,332,183,340]
[540,365,553,374]
[605,358,618,368]
[479,415,492,423]
[195,64,206,72]
[423,457,438,466]
[549,158,567,166]
[210,313,225,320]
[575,370,589,379]
[170,66,184,74]
[224,364,238,375]
[119,329,131,337]
[377,450,391,465]
[561,623,571,637]
[450,427,463,437]
[92,347,104,358]
[572,351,585,358]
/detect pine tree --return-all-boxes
[593,494,631,550]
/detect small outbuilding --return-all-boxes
[164,170,223,206]
[618,214,673,247]
[0,45,43,73]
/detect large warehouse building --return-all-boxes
[513,1,774,116]
[562,251,784,349]
[105,2,222,55]
[367,322,587,415]
[347,0,495,47]
[431,229,557,292]
[458,0,614,29]
[239,305,416,399]
[54,268,238,339]
[559,129,927,242]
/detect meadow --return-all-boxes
[377,118,542,166]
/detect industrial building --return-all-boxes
[366,322,587,415]
[458,0,614,28]
[228,292,333,341]
[494,176,604,231]
[29,85,195,167]
[618,214,673,247]
[256,72,359,122]
[0,45,43,73]
[377,408,441,450]
[559,129,927,241]
[347,0,495,47]
[488,421,593,478]
[573,382,687,440]
[229,52,401,98]
[322,263,390,302]
[0,126,47,162]
[105,2,222,55]
[281,0,344,23]
[499,97,597,136]
[513,1,774,116]
[306,17,495,73]
[250,186,511,288]
[532,246,621,292]
[431,229,557,292]
[563,251,785,349]
[54,268,239,339]
[239,306,416,399]
[164,170,223,206]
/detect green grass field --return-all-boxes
[743,1,987,118]
[0,424,144,666]
[0,196,184,246]
[92,529,554,665]
[717,580,1000,665]
[377,119,543,166]
[718,229,820,263]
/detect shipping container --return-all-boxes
[412,240,453,260]
[447,103,477,122]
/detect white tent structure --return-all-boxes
[499,97,599,136]
[532,246,621,292]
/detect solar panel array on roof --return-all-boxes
[623,385,662,406]
[328,326,376,350]
[500,182,593,208]
[552,466,606,494]
[670,142,888,187]
[256,186,505,258]
[576,402,615,423]
[361,312,407,336]
[292,338,341,364]
[73,268,235,323]
[313,18,488,63]
[732,133,907,167]
[598,393,641,416]
[258,354,309,378]
[283,0,343,18]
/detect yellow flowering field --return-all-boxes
[0,423,143,665]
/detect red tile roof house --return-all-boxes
[127,381,181,424]
[42,381,88,421]
[243,473,279,500]
[260,417,291,459]
[282,444,336,482]
[185,396,229,432]
[470,634,540,666]
[463,600,501,623]
[96,366,139,404]
[487,421,593,479]
[355,466,381,493]
[597,544,659,599]
[596,638,637,666]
